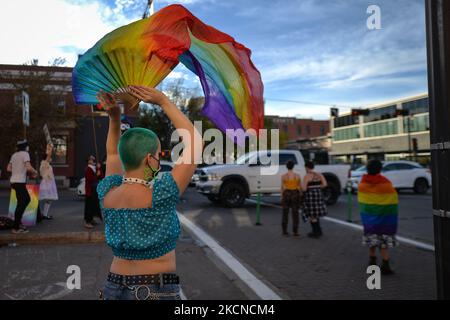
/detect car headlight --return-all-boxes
[207,173,221,181]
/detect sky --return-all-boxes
[0,0,428,119]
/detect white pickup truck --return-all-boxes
[195,150,351,207]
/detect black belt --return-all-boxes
[108,272,179,286]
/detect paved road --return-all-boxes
[178,189,436,300]
[0,187,437,300]
[259,190,434,244]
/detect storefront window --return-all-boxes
[363,105,397,123]
[404,114,429,133]
[52,135,68,165]
[333,127,360,141]
[402,98,429,115]
[364,120,398,137]
[334,115,358,128]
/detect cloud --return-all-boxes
[0,0,146,67]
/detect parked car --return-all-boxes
[196,150,351,207]
[76,160,175,197]
[350,160,432,194]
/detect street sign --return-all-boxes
[43,124,52,145]
[330,107,339,117]
[22,91,29,126]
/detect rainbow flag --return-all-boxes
[8,184,39,227]
[72,4,264,139]
[358,174,398,235]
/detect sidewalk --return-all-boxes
[0,190,104,245]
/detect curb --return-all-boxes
[0,231,105,246]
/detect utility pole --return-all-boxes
[426,0,450,300]
[407,115,412,160]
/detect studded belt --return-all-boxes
[107,272,180,286]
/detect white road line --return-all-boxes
[247,199,436,252]
[180,288,187,300]
[178,213,282,300]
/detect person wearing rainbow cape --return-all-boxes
[95,86,202,300]
[358,159,398,275]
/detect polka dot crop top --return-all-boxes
[97,172,181,260]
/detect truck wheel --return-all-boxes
[323,183,339,205]
[220,182,246,208]
[413,178,429,194]
[207,195,221,205]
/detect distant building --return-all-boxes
[330,93,430,166]
[265,115,331,164]
[0,64,138,186]
[266,115,329,141]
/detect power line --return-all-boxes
[265,98,353,109]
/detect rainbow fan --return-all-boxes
[72,4,264,135]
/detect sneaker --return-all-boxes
[11,228,29,234]
[43,215,53,220]
[293,233,300,237]
[84,223,94,229]
[368,256,377,266]
[381,260,395,275]
[282,232,290,237]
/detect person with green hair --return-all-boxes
[96,85,202,300]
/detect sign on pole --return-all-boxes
[43,124,52,145]
[22,91,30,126]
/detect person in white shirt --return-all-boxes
[7,140,38,234]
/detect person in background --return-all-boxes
[358,159,398,275]
[39,143,58,220]
[84,155,101,229]
[7,140,38,234]
[281,160,302,237]
[302,161,328,238]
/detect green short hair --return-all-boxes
[118,128,159,171]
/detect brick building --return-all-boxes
[266,115,329,142]
[0,64,138,187]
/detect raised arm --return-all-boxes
[129,85,202,194]
[97,91,123,177]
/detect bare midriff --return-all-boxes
[110,250,176,275]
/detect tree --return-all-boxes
[0,58,77,173]
[136,79,212,149]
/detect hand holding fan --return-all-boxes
[72,4,264,135]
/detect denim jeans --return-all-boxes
[101,280,181,300]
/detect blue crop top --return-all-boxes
[97,172,181,260]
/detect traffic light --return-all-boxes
[351,108,370,117]
[396,109,410,116]
[330,107,339,117]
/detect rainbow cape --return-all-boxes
[358,174,398,235]
[72,4,264,137]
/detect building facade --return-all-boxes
[266,115,329,141]
[330,93,430,166]
[0,64,138,187]
[266,115,331,164]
